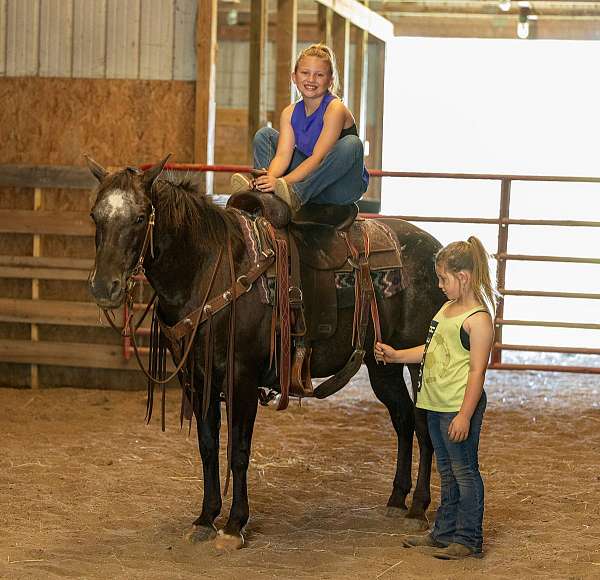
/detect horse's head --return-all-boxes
[87,155,169,309]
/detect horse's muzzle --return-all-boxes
[89,274,126,309]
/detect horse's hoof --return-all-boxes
[184,524,217,544]
[214,529,244,550]
[402,517,429,532]
[385,506,408,519]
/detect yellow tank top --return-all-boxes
[416,302,487,412]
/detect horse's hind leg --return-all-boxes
[405,363,433,528]
[366,361,415,516]
[185,392,222,544]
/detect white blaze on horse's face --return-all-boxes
[96,189,138,220]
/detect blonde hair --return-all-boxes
[436,236,499,314]
[294,43,340,96]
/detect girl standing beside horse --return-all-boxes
[231,43,369,211]
[375,237,496,560]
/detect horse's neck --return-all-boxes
[145,237,213,322]
[146,221,243,324]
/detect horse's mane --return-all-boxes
[151,171,241,248]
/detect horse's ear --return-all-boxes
[142,154,171,190]
[84,155,108,183]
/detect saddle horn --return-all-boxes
[84,155,108,183]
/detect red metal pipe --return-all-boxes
[142,162,600,183]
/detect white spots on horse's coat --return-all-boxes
[97,189,135,220]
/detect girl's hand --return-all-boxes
[448,413,471,442]
[254,174,278,193]
[374,342,397,364]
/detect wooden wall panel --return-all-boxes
[72,0,107,78]
[0,77,194,165]
[0,77,196,388]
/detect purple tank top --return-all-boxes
[291,91,370,188]
[291,92,336,157]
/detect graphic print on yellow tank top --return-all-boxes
[423,329,451,387]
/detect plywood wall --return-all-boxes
[0,76,253,389]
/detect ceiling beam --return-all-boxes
[313,0,394,41]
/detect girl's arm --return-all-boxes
[283,100,348,184]
[254,106,296,192]
[267,106,296,178]
[448,311,494,442]
[374,342,425,364]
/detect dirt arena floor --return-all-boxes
[1,362,599,579]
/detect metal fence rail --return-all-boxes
[1,164,598,377]
[162,164,600,375]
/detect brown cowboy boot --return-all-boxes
[230,173,253,194]
[274,178,301,211]
[402,533,446,549]
[433,542,483,559]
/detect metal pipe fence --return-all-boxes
[135,163,600,375]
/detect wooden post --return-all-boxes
[248,0,268,156]
[317,4,332,46]
[364,38,385,201]
[492,179,511,366]
[31,187,42,389]
[352,24,368,140]
[195,0,217,194]
[275,0,297,129]
[332,14,350,100]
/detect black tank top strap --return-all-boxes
[339,123,359,139]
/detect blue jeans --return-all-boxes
[253,126,368,206]
[427,391,487,553]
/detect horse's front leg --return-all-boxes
[214,377,258,550]
[185,387,222,543]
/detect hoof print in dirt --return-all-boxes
[214,529,244,550]
[184,524,217,544]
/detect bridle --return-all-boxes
[100,203,157,337]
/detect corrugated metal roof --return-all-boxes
[72,0,107,78]
[173,0,195,81]
[140,0,173,79]
[39,0,73,77]
[6,0,40,76]
[0,0,6,75]
[105,0,140,79]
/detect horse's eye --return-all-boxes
[136,215,145,224]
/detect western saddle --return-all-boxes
[227,190,404,411]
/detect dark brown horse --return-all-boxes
[87,157,444,550]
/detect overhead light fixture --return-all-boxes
[498,0,512,12]
[517,2,531,39]
[226,8,238,26]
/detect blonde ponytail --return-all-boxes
[436,236,499,314]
